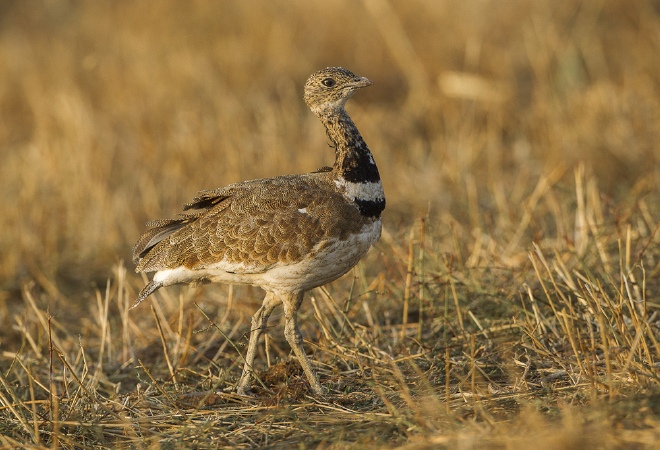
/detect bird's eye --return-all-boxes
[322,78,336,87]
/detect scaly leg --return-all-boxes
[282,291,324,395]
[236,292,280,395]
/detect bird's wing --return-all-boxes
[133,174,365,274]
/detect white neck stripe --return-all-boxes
[334,178,385,203]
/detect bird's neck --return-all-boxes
[321,110,380,183]
[320,108,385,218]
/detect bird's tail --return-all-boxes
[131,280,163,309]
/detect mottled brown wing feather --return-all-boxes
[132,220,186,262]
[134,173,365,274]
[132,201,228,267]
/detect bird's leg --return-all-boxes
[282,292,324,395]
[236,292,280,395]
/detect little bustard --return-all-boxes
[133,67,385,395]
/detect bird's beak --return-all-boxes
[351,77,373,89]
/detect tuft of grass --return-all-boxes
[1,0,659,447]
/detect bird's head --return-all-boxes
[303,67,372,116]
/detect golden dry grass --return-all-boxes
[1,0,659,448]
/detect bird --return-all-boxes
[132,67,385,395]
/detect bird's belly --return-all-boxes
[258,218,382,292]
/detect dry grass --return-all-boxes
[1,0,659,448]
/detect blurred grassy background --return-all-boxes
[0,0,658,290]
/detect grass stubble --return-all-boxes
[1,0,659,448]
